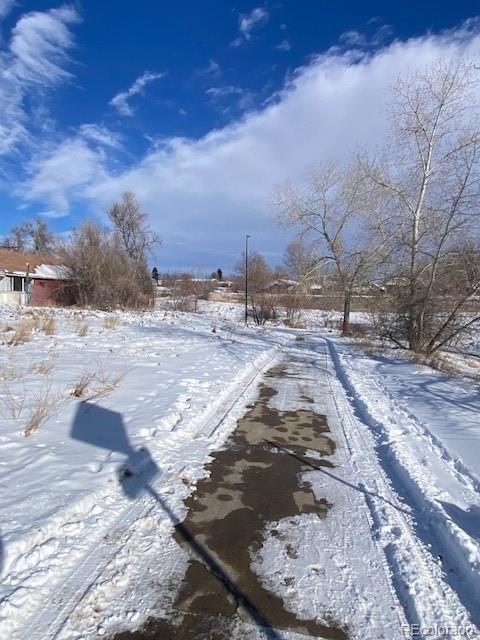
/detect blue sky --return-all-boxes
[0,1,479,272]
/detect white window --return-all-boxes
[9,276,25,292]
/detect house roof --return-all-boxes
[0,249,68,280]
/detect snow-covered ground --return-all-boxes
[0,301,479,639]
[327,336,480,635]
[0,305,286,639]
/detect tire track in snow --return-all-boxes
[321,336,480,635]
[17,347,280,640]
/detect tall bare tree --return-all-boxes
[363,58,480,353]
[107,191,161,261]
[274,161,386,335]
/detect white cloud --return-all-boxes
[206,85,254,114]
[21,137,106,214]
[0,0,15,21]
[0,4,80,155]
[339,25,393,49]
[21,21,480,268]
[231,7,268,46]
[79,124,122,149]
[9,5,79,84]
[275,39,291,51]
[110,71,165,116]
[206,85,245,99]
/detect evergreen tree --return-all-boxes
[217,268,223,281]
[152,266,159,282]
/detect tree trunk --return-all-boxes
[341,290,352,336]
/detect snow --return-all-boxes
[33,264,71,280]
[0,306,283,639]
[327,336,480,633]
[249,346,405,639]
[0,301,479,639]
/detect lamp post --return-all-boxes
[244,234,250,324]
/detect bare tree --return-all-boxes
[107,191,161,261]
[274,161,386,335]
[30,219,55,254]
[162,271,212,313]
[283,238,319,288]
[363,58,480,353]
[3,218,55,254]
[234,251,277,324]
[3,223,30,251]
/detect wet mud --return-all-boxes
[114,365,348,640]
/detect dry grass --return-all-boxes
[9,319,35,346]
[71,372,95,398]
[0,381,25,420]
[409,350,480,380]
[24,380,65,437]
[41,316,56,335]
[87,361,129,400]
[33,353,57,376]
[0,352,24,381]
[103,315,118,330]
[76,322,89,337]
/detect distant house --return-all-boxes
[0,249,73,307]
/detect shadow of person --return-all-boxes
[71,401,159,498]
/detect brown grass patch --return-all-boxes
[9,319,35,346]
[41,316,56,335]
[24,380,65,437]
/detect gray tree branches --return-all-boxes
[274,57,480,352]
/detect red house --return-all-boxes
[0,249,73,307]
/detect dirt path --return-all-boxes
[114,360,348,640]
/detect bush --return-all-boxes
[59,220,154,309]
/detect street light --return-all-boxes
[245,234,250,324]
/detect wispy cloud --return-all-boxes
[231,7,268,46]
[206,85,255,113]
[0,0,15,21]
[275,39,291,51]
[197,59,222,78]
[206,85,245,99]
[339,29,368,47]
[338,24,393,49]
[79,124,122,149]
[110,71,165,116]
[0,4,80,155]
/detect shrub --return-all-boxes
[9,319,35,346]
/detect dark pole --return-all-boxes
[245,234,250,324]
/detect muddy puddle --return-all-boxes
[115,365,348,640]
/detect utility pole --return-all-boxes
[244,234,250,324]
